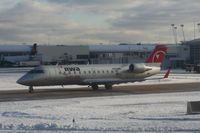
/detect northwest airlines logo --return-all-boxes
[152,50,166,63]
[145,45,167,63]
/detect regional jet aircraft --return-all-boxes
[17,45,168,93]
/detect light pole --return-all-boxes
[197,23,200,36]
[193,21,196,39]
[180,24,185,42]
[171,24,177,44]
[174,26,178,45]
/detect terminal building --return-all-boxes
[36,44,156,65]
[0,39,199,69]
[35,44,178,69]
[37,45,90,65]
[183,39,200,65]
[88,44,154,64]
[0,45,31,66]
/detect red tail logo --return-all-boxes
[145,45,167,63]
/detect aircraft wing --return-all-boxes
[82,68,171,85]
[82,78,145,85]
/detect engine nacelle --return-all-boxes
[129,64,151,73]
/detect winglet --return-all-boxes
[164,67,171,78]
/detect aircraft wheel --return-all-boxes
[29,86,34,93]
[105,84,112,90]
[92,84,98,90]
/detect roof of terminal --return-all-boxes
[0,45,31,52]
[88,44,156,52]
[0,43,176,53]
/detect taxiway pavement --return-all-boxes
[0,82,200,102]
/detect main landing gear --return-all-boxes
[105,84,112,90]
[29,86,33,93]
[92,84,99,90]
[91,84,113,90]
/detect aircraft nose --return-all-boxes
[17,76,28,85]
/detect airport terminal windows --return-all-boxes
[0,52,29,56]
[190,45,200,64]
[77,55,89,59]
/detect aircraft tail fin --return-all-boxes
[145,45,167,63]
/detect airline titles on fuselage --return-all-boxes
[64,67,80,72]
[63,67,81,79]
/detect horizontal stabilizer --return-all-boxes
[164,67,171,78]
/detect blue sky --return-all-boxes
[0,0,200,44]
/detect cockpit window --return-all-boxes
[28,69,44,74]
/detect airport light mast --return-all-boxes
[180,24,186,42]
[193,21,196,40]
[171,24,178,45]
[197,23,200,37]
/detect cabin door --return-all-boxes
[47,67,56,80]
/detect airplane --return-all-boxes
[17,45,168,93]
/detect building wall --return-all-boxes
[37,45,89,64]
[0,43,187,68]
[189,42,200,64]
[36,44,178,68]
[89,51,150,64]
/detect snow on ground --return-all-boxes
[0,91,200,132]
[1,68,200,132]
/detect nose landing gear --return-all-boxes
[29,86,33,93]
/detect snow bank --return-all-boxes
[1,91,200,132]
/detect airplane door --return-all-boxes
[47,67,56,80]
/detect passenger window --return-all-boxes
[97,70,100,73]
[88,71,91,74]
[102,70,104,73]
[84,71,86,74]
[106,70,109,73]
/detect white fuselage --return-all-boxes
[17,63,160,86]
